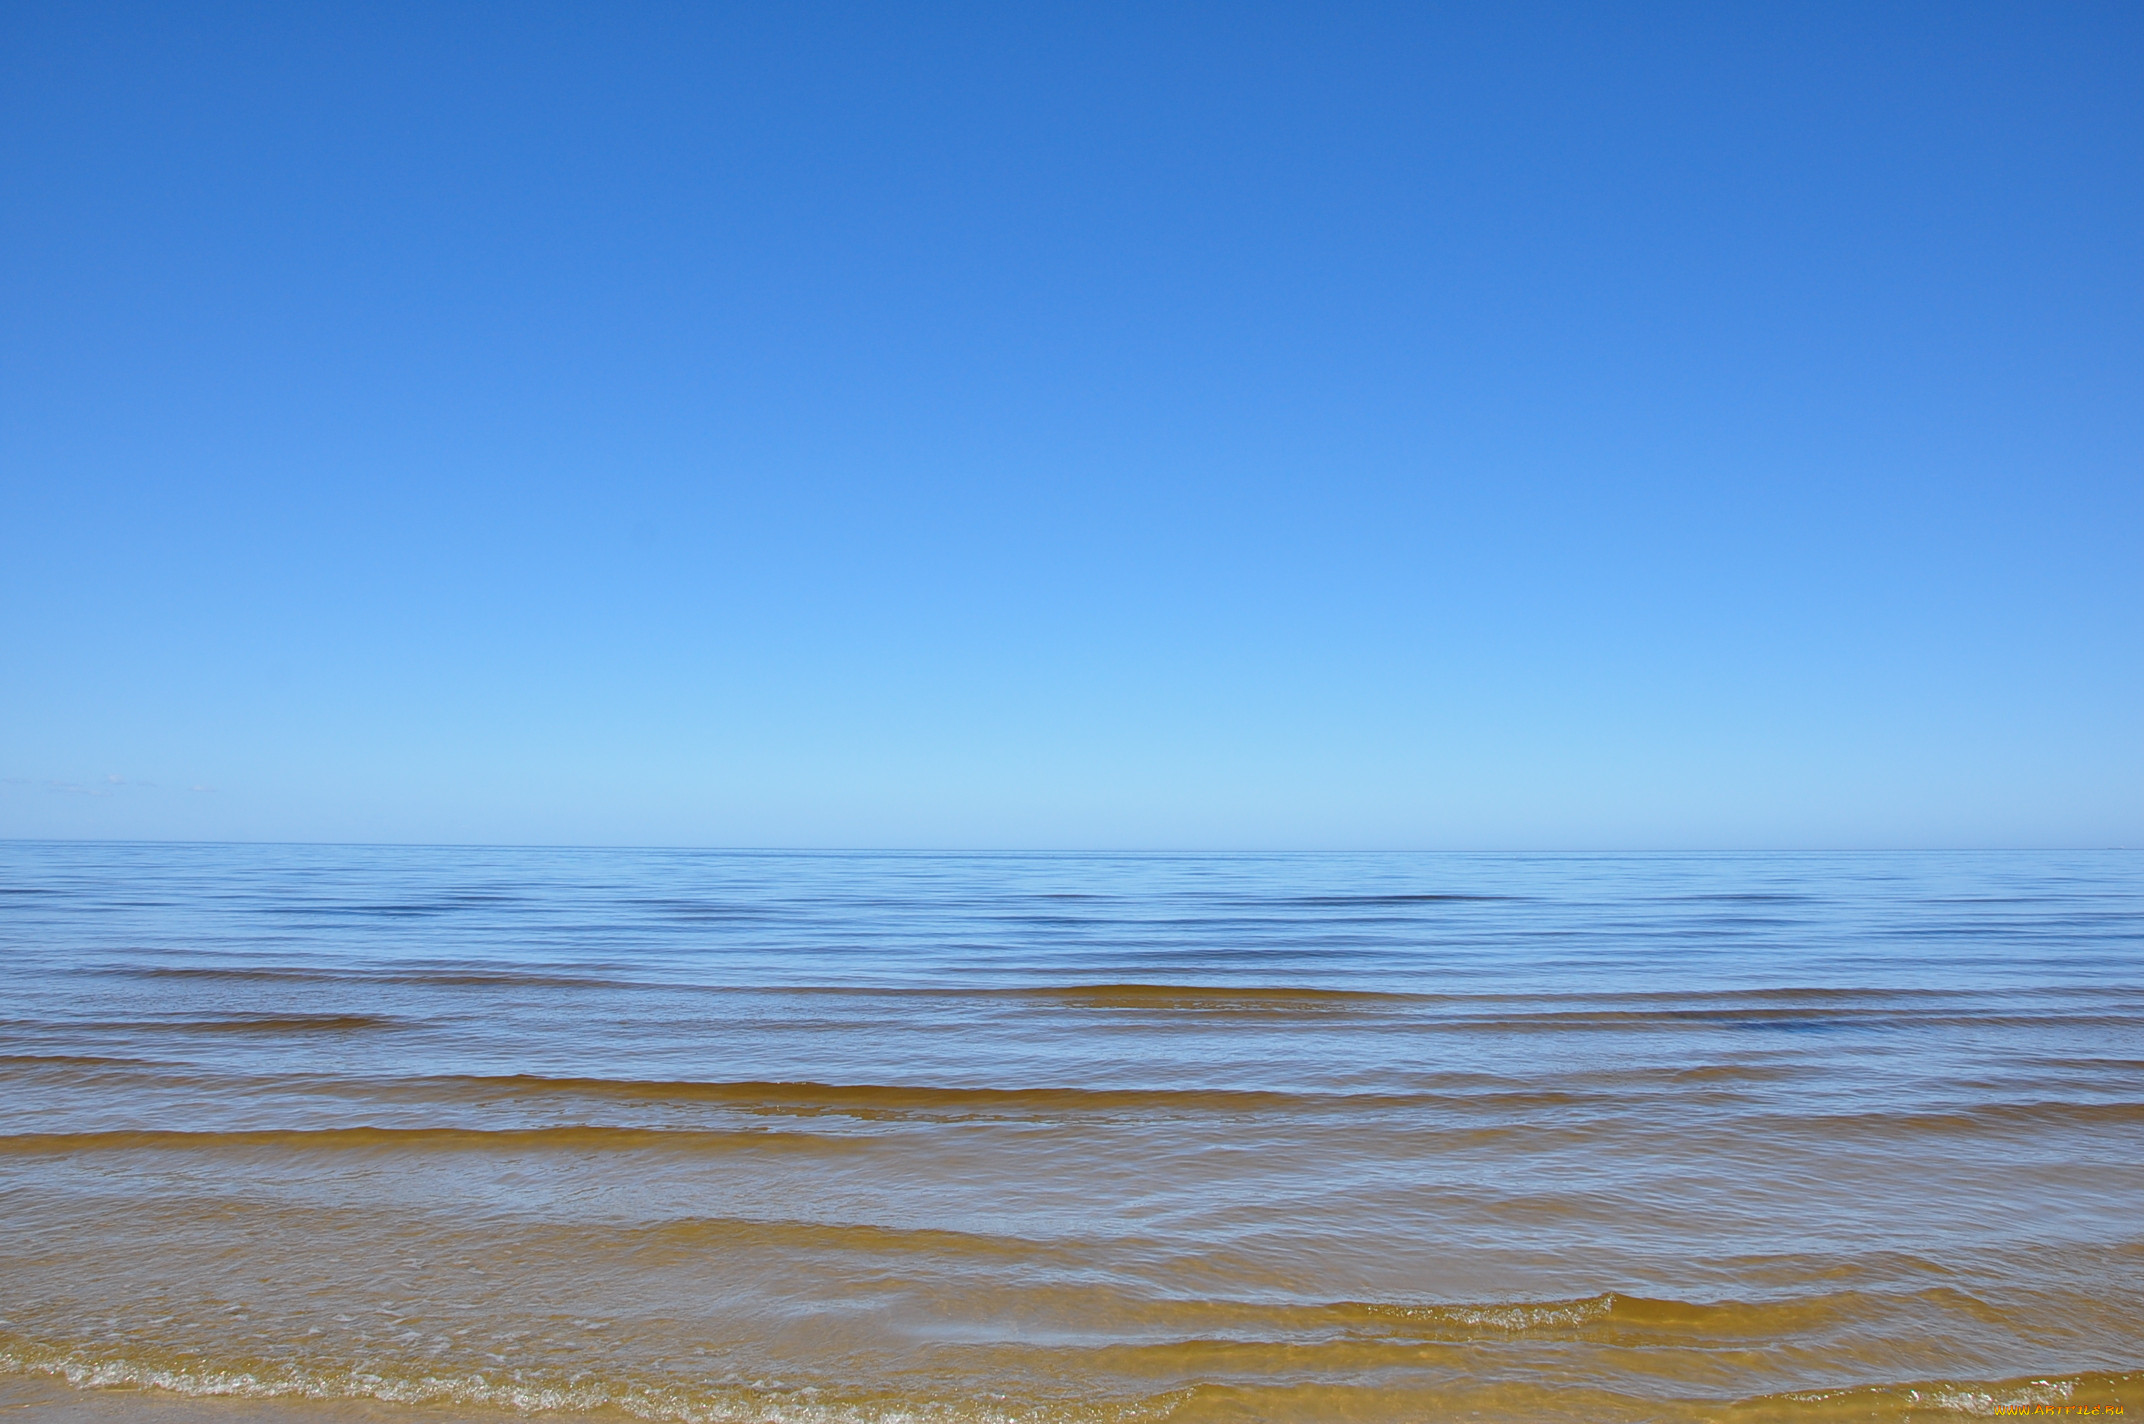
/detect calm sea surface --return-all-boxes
[2,843,2140,1422]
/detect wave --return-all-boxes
[73,966,2140,1009]
[1734,1372,2144,1421]
[1805,1100,2144,1132]
[1158,1371,2144,1424]
[1338,1287,2022,1341]
[4,1013,400,1034]
[3,1325,2134,1424]
[315,1073,2144,1130]
[0,1078,1525,1132]
[0,1053,141,1066]
[411,1073,1624,1121]
[5,1060,2135,1134]
[986,982,1428,1012]
[0,1340,1037,1424]
[0,1124,860,1155]
[100,964,639,988]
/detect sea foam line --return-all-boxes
[0,1341,1164,1424]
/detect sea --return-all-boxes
[1,842,2139,1423]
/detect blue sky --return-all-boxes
[3,2,2139,848]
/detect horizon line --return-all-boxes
[0,836,2131,856]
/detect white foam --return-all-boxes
[0,1344,1156,1424]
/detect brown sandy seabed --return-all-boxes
[7,847,2140,1423]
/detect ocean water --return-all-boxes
[1,842,2139,1423]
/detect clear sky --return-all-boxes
[3,2,2139,849]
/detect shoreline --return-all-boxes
[0,1377,535,1424]
[6,1367,2138,1424]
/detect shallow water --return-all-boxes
[2,844,2139,1421]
